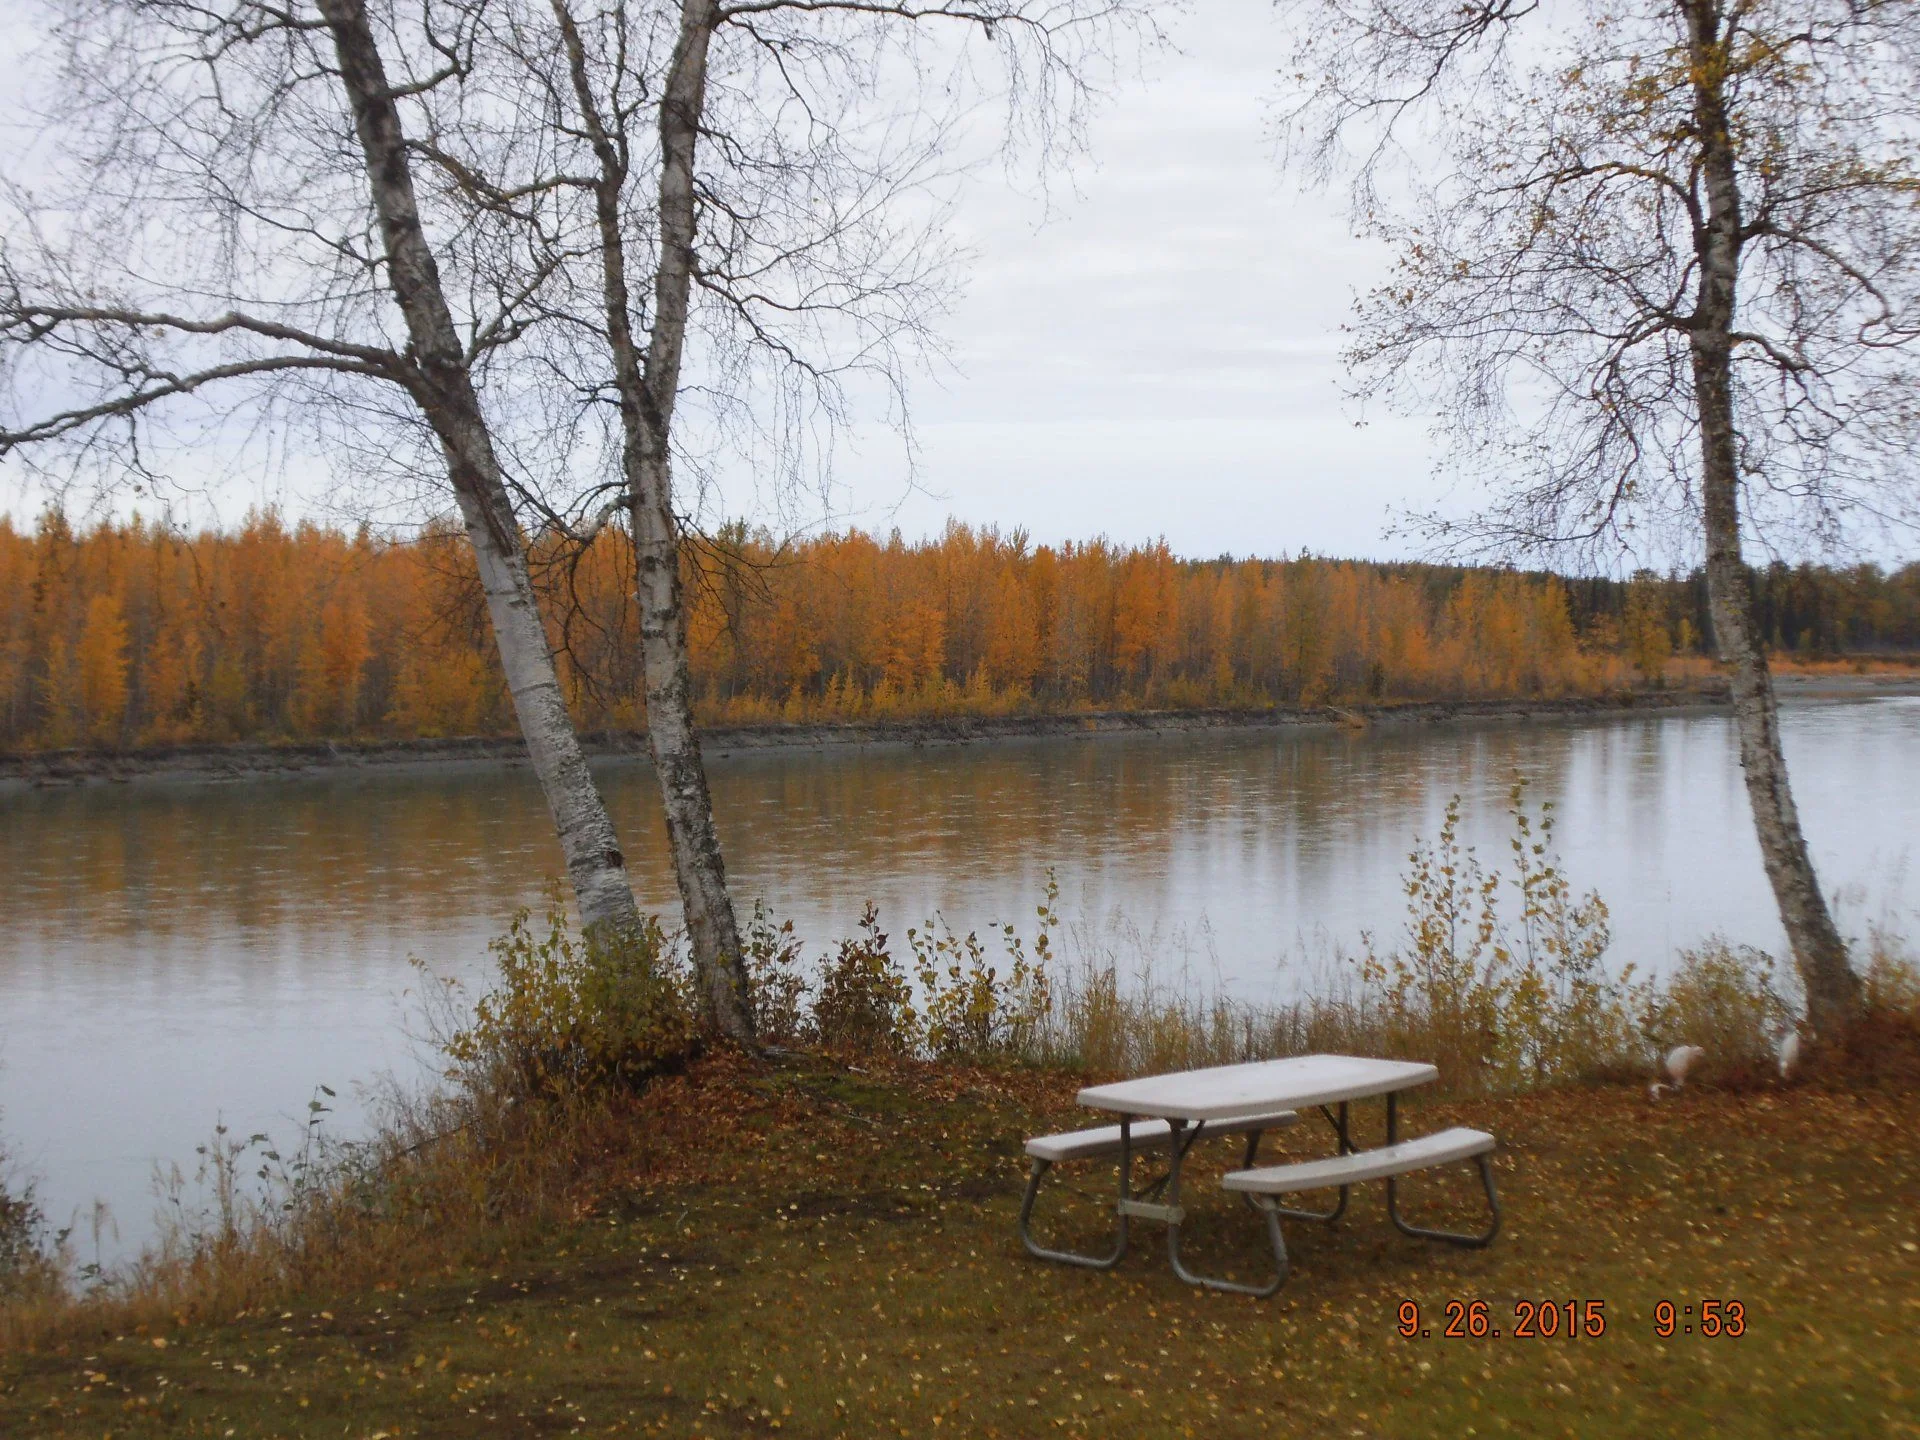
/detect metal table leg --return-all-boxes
[1116,1115,1191,1231]
[1383,1090,1502,1247]
[1165,1116,1289,1297]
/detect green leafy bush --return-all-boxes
[908,873,1056,1062]
[444,886,695,1098]
[742,899,809,1046]
[1499,789,1641,1081]
[1861,927,1920,1018]
[0,1184,43,1291]
[1355,783,1642,1089]
[0,1127,58,1301]
[810,903,918,1056]
[741,881,1060,1063]
[1641,939,1794,1086]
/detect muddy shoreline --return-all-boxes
[0,686,1768,790]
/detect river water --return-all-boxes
[3,690,1917,1260]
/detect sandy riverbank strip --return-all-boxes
[0,686,1776,790]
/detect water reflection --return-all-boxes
[2,697,1916,1258]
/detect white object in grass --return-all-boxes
[1649,1044,1707,1099]
[1775,1027,1802,1079]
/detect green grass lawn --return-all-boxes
[3,1057,1916,1439]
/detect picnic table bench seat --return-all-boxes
[1218,1123,1502,1297]
[1221,1125,1495,1195]
[1024,1109,1299,1165]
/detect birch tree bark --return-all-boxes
[1681,0,1859,1036]
[315,0,641,941]
[552,0,752,1040]
[1279,0,1920,1040]
[635,1,752,1038]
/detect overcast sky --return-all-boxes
[0,1,1448,560]
[816,0,1438,560]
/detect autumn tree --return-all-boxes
[0,1,650,953]
[465,0,1157,1037]
[74,593,130,744]
[29,512,1920,751]
[1280,0,1920,1037]
[1624,572,1675,683]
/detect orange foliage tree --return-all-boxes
[0,510,1665,751]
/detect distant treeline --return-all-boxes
[0,510,1912,750]
[1561,563,1920,658]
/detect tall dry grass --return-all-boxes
[1026,933,1813,1095]
[875,783,1918,1100]
[0,898,708,1351]
[1,1124,62,1312]
[0,1082,607,1351]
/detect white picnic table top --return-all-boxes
[1076,1054,1438,1122]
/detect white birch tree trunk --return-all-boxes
[318,0,641,939]
[1685,0,1859,1039]
[633,0,754,1040]
[550,0,754,1040]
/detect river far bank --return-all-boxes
[0,685,1759,790]
[8,672,1919,792]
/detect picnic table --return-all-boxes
[1019,1055,1500,1296]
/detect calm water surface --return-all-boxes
[3,696,1918,1257]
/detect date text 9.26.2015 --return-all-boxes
[1396,1299,1748,1339]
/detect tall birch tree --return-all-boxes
[3,0,1154,1039]
[0,0,644,939]
[439,0,1155,1038]
[1279,0,1920,1038]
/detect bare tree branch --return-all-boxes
[1278,0,1920,1033]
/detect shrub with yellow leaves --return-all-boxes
[443,885,695,1099]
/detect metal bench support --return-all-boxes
[1178,1096,1501,1295]
[1261,1102,1354,1224]
[1164,1117,1291,1298]
[1018,1116,1182,1269]
[1021,1116,1282,1276]
[1018,1157,1130,1269]
[1383,1091,1502,1247]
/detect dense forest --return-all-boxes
[1,511,1915,751]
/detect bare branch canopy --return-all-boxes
[1276,0,1920,1034]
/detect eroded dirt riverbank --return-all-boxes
[0,688,1761,790]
